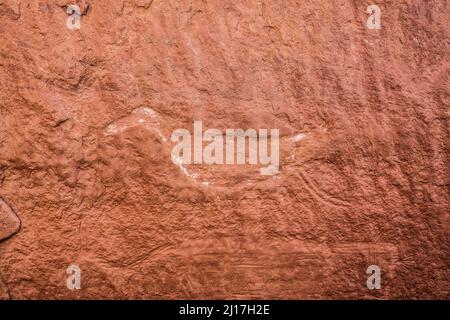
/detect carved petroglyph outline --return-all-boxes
[294,171,351,209]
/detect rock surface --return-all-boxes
[0,0,448,299]
[0,197,20,242]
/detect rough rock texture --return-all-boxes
[0,197,20,242]
[0,0,449,299]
